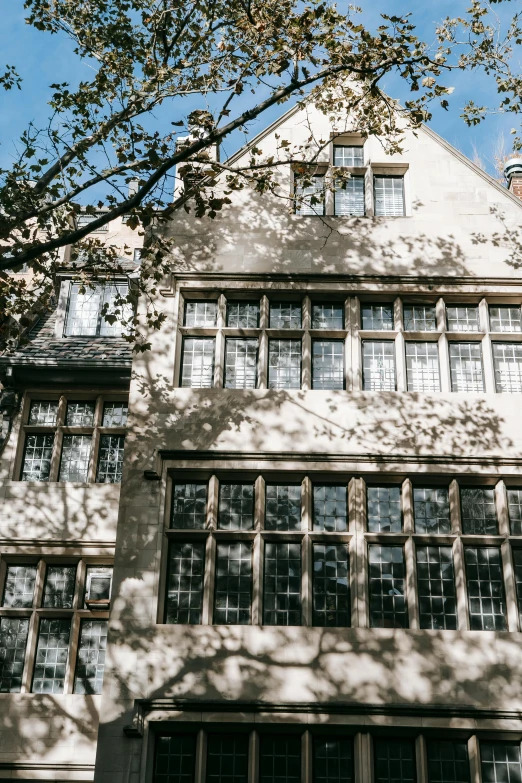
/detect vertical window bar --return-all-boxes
[367,486,402,533]
[265,484,302,531]
[465,547,507,630]
[405,342,441,392]
[507,488,522,535]
[171,483,208,529]
[154,734,197,783]
[207,734,249,783]
[312,340,345,390]
[426,740,470,783]
[224,338,258,389]
[313,737,354,783]
[0,617,30,692]
[480,742,522,783]
[416,546,458,630]
[263,542,302,626]
[165,542,205,625]
[213,542,252,625]
[313,485,348,532]
[374,176,405,217]
[73,619,108,694]
[2,565,37,608]
[96,434,125,483]
[449,343,484,392]
[489,305,522,333]
[362,341,396,391]
[21,433,54,481]
[413,487,451,534]
[58,434,92,482]
[259,735,301,783]
[180,338,215,388]
[460,487,498,534]
[42,565,77,608]
[403,305,437,332]
[369,545,408,628]
[312,543,350,627]
[492,343,522,392]
[32,617,71,693]
[218,483,254,530]
[374,739,416,783]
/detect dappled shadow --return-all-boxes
[471,204,522,270]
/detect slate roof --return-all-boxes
[0,309,132,368]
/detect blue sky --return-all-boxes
[0,0,519,185]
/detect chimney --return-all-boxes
[504,158,522,199]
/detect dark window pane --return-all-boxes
[374,739,415,783]
[28,400,58,425]
[73,619,108,694]
[165,542,205,625]
[511,549,522,629]
[417,546,458,630]
[313,544,350,627]
[314,737,354,783]
[414,487,451,534]
[21,433,54,481]
[403,305,437,332]
[0,617,29,692]
[171,483,207,529]
[181,338,215,388]
[460,487,498,534]
[362,341,395,391]
[207,734,248,783]
[465,547,506,631]
[102,402,128,426]
[65,401,95,426]
[218,483,254,530]
[214,542,252,625]
[263,542,302,626]
[313,485,347,532]
[225,338,258,389]
[268,339,302,389]
[43,565,77,608]
[374,176,404,217]
[361,305,394,331]
[227,301,260,328]
[265,484,301,531]
[480,742,522,783]
[269,302,302,329]
[312,340,344,390]
[96,434,125,483]
[154,734,196,783]
[493,343,522,393]
[312,303,344,330]
[2,564,37,608]
[32,617,71,694]
[367,486,402,532]
[427,739,470,783]
[369,545,408,628]
[260,735,301,783]
[59,434,91,482]
[183,300,217,327]
[508,489,522,535]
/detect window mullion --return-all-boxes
[194,729,207,783]
[302,535,311,627]
[258,331,268,389]
[64,612,80,694]
[403,479,419,629]
[302,334,311,391]
[496,480,510,536]
[351,297,362,390]
[481,333,496,393]
[354,732,373,783]
[21,610,39,693]
[248,730,259,783]
[438,334,451,392]
[501,540,519,631]
[357,480,369,628]
[468,735,482,783]
[88,429,99,483]
[415,735,429,783]
[395,332,406,391]
[34,559,46,609]
[453,537,470,631]
[302,730,313,783]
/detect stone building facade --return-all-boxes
[2,103,522,783]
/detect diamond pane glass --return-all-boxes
[460,487,498,534]
[369,545,408,628]
[225,338,258,389]
[3,565,37,608]
[312,304,344,329]
[314,737,354,783]
[218,483,254,530]
[269,302,302,329]
[446,306,480,333]
[465,547,506,631]
[65,401,95,426]
[263,542,301,626]
[334,176,365,216]
[426,740,470,783]
[43,565,77,608]
[333,146,364,166]
[406,342,440,392]
[313,485,347,532]
[268,339,302,389]
[207,735,248,783]
[362,341,395,391]
[0,617,29,693]
[214,542,252,625]
[32,617,71,694]
[171,483,207,529]
[96,434,125,483]
[154,734,196,783]
[183,300,217,327]
[181,338,215,388]
[59,434,91,482]
[102,401,128,426]
[265,484,301,531]
[414,487,451,534]
[226,301,260,328]
[312,543,350,627]
[28,400,58,425]
[312,340,344,390]
[492,343,522,393]
[260,735,301,783]
[361,305,394,330]
[481,742,522,783]
[508,488,522,535]
[367,486,402,533]
[374,176,404,217]
[374,739,415,783]
[73,619,108,694]
[165,542,205,625]
[403,305,437,332]
[489,306,522,333]
[417,546,458,630]
[21,433,54,481]
[449,343,484,392]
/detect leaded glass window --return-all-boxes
[312,340,344,390]
[268,339,302,389]
[427,740,470,783]
[154,735,196,783]
[460,487,498,535]
[28,400,58,425]
[96,434,125,483]
[312,303,344,330]
[269,302,302,329]
[181,337,215,388]
[405,342,440,392]
[312,543,350,627]
[183,300,217,327]
[362,341,395,391]
[260,735,301,783]
[73,619,108,694]
[207,735,249,783]
[374,176,405,217]
[313,485,347,532]
[369,545,408,628]
[492,343,522,393]
[165,542,205,625]
[65,401,95,426]
[334,176,365,217]
[446,306,480,333]
[265,484,301,531]
[333,145,364,166]
[295,174,325,216]
[481,742,522,783]
[403,305,437,332]
[218,483,254,530]
[489,305,522,333]
[374,739,415,783]
[263,542,301,626]
[367,486,402,533]
[214,542,252,625]
[102,401,128,426]
[21,433,54,481]
[417,546,458,630]
[361,304,394,331]
[0,617,29,693]
[449,343,484,392]
[226,301,260,328]
[58,434,91,482]
[225,338,258,389]
[413,487,451,534]
[2,565,37,608]
[314,737,354,783]
[171,482,207,529]
[43,565,77,608]
[508,488,522,535]
[465,547,506,631]
[32,617,71,693]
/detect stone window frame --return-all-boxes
[159,471,522,634]
[14,392,128,483]
[174,288,522,395]
[0,556,112,694]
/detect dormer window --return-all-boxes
[64,283,130,337]
[333,145,364,167]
